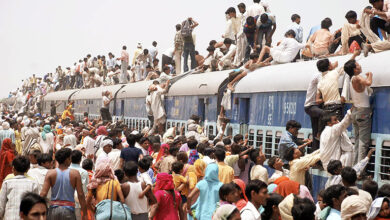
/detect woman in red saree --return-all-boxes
[0,138,16,188]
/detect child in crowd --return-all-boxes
[81,158,94,181]
[138,157,153,198]
[172,161,189,203]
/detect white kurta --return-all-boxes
[150,86,166,124]
[320,110,353,171]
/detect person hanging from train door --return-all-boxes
[100,89,113,122]
[342,58,374,175]
[316,50,361,136]
[148,79,170,135]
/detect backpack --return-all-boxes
[181,19,193,38]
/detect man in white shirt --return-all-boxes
[304,73,324,151]
[219,38,237,70]
[108,138,123,170]
[107,52,117,71]
[82,129,95,159]
[100,90,113,122]
[246,0,265,17]
[249,147,268,184]
[148,41,158,61]
[223,7,241,43]
[70,150,89,220]
[267,156,290,183]
[240,179,269,220]
[27,153,52,198]
[320,109,355,171]
[234,3,248,66]
[95,138,113,167]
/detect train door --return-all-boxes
[198,98,206,123]
[120,100,125,117]
[238,98,250,135]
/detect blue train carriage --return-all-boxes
[70,84,126,121]
[165,70,232,136]
[230,50,390,194]
[42,89,80,116]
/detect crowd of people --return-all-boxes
[0,104,390,220]
[2,0,390,219]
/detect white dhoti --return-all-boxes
[371,40,390,53]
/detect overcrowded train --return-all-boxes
[4,50,390,198]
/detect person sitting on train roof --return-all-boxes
[341,10,368,55]
[366,0,390,40]
[306,18,336,57]
[316,50,361,135]
[218,38,237,71]
[256,30,308,64]
[341,166,373,209]
[278,120,312,168]
[325,148,374,189]
[284,146,321,185]
[267,156,289,184]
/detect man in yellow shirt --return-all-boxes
[215,148,234,184]
[285,147,321,185]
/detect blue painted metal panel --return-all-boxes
[166,96,219,122]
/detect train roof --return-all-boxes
[71,84,124,100]
[117,80,151,98]
[167,70,231,96]
[234,50,390,94]
[44,89,80,101]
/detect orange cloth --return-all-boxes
[273,176,290,185]
[275,180,300,198]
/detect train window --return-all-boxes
[248,129,254,146]
[380,140,390,181]
[256,130,263,148]
[167,122,171,129]
[198,99,206,123]
[208,125,214,136]
[274,131,282,156]
[264,130,273,159]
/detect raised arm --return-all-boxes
[332,110,353,137]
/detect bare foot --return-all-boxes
[362,43,370,57]
[227,84,235,92]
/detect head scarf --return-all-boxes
[194,159,206,179]
[367,197,386,220]
[213,204,237,220]
[96,126,108,136]
[274,176,290,185]
[154,173,174,191]
[195,163,224,220]
[0,138,15,186]
[63,135,76,148]
[87,157,116,190]
[275,180,300,198]
[188,124,197,132]
[341,195,369,220]
[0,138,13,153]
[1,122,10,130]
[267,183,277,194]
[24,119,31,127]
[41,124,51,141]
[100,139,113,149]
[233,179,248,201]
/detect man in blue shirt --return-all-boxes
[119,133,143,168]
[278,120,312,167]
[323,185,347,220]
